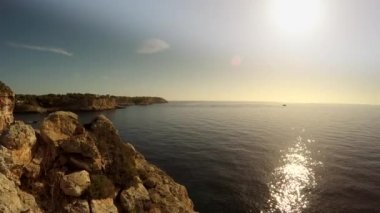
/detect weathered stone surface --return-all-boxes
[0,122,37,180]
[0,81,14,134]
[63,199,90,213]
[90,198,118,213]
[88,115,137,185]
[18,189,43,213]
[1,121,36,149]
[120,183,150,211]
[0,173,23,213]
[135,156,195,213]
[60,170,91,197]
[40,111,80,147]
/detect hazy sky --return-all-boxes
[1,0,379,104]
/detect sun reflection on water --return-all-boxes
[267,136,320,213]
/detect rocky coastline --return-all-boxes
[0,81,195,213]
[15,94,168,113]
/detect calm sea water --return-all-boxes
[15,102,380,213]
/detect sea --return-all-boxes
[15,102,380,213]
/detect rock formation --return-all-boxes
[0,82,14,134]
[0,81,195,213]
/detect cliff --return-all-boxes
[15,94,168,113]
[0,82,194,213]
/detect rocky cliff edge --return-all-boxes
[0,82,195,213]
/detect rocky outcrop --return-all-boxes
[0,81,195,213]
[0,82,14,134]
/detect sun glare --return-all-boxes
[270,0,324,36]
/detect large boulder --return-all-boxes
[88,115,137,185]
[40,111,80,147]
[60,170,91,197]
[40,111,102,172]
[1,121,36,150]
[0,121,37,179]
[0,81,14,134]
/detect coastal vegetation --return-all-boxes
[15,94,168,113]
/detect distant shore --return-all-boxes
[15,94,168,113]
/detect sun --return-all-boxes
[270,0,324,35]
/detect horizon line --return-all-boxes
[166,100,380,106]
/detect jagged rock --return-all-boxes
[0,81,14,134]
[120,183,150,211]
[60,170,91,197]
[0,173,22,213]
[0,121,37,179]
[1,121,36,149]
[90,198,118,213]
[135,156,195,213]
[63,199,90,213]
[88,115,137,185]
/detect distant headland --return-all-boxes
[15,94,168,113]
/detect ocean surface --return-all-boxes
[15,102,380,213]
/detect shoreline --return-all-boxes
[15,94,168,113]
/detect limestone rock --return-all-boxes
[90,198,118,213]
[0,122,37,179]
[120,183,150,212]
[1,121,36,150]
[135,155,195,213]
[0,173,22,213]
[17,189,43,213]
[88,115,137,185]
[60,170,91,197]
[0,81,14,134]
[40,111,80,147]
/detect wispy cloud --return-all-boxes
[6,42,73,56]
[230,55,243,67]
[137,38,169,54]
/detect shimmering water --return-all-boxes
[15,102,380,213]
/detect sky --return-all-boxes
[1,0,379,104]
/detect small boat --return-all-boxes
[282,104,287,107]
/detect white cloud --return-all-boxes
[6,42,73,56]
[230,55,243,66]
[137,38,169,54]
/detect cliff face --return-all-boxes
[15,94,168,113]
[0,82,14,133]
[0,82,194,213]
